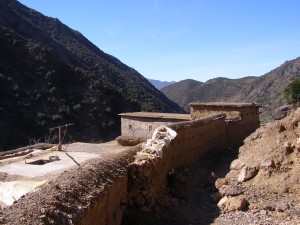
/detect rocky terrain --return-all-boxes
[212,106,300,224]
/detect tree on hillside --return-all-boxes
[284,78,300,104]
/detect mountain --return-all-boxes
[147,79,176,90]
[0,0,183,151]
[161,57,300,122]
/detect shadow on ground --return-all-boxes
[122,147,238,225]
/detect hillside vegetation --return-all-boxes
[0,0,183,151]
[162,58,300,122]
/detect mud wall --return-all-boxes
[127,114,227,211]
[80,173,128,225]
[225,107,260,147]
[79,111,259,222]
[191,105,241,119]
[191,104,260,147]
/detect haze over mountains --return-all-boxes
[161,57,300,122]
[0,0,183,150]
[147,79,176,90]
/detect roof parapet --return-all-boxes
[189,102,262,108]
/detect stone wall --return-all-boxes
[127,113,227,211]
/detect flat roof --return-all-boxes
[189,102,262,108]
[0,141,134,181]
[119,112,191,120]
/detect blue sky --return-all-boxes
[18,0,300,82]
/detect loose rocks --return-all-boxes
[237,166,258,182]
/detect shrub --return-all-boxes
[284,78,300,104]
[52,114,62,120]
[73,104,81,111]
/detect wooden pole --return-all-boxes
[49,123,74,151]
[58,126,62,151]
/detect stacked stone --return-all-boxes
[126,126,177,212]
[127,156,156,211]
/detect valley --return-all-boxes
[1,1,300,225]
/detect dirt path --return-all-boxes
[122,147,238,225]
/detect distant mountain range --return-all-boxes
[161,57,300,123]
[147,79,176,90]
[0,0,183,151]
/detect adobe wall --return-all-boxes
[191,104,260,147]
[80,173,128,225]
[225,106,260,147]
[127,113,227,211]
[80,109,259,222]
[121,116,188,139]
[191,105,241,119]
[167,113,226,169]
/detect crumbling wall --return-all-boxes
[127,113,226,211]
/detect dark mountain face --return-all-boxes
[0,0,183,151]
[161,58,300,122]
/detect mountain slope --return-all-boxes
[147,79,176,90]
[160,79,203,108]
[161,58,300,122]
[0,0,183,151]
[161,77,257,111]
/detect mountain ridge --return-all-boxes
[0,0,183,151]
[161,58,300,122]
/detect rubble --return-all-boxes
[127,126,177,210]
[213,107,300,224]
[237,166,258,182]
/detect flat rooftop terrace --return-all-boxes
[0,141,133,182]
[189,102,262,108]
[119,112,191,120]
[0,141,139,211]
